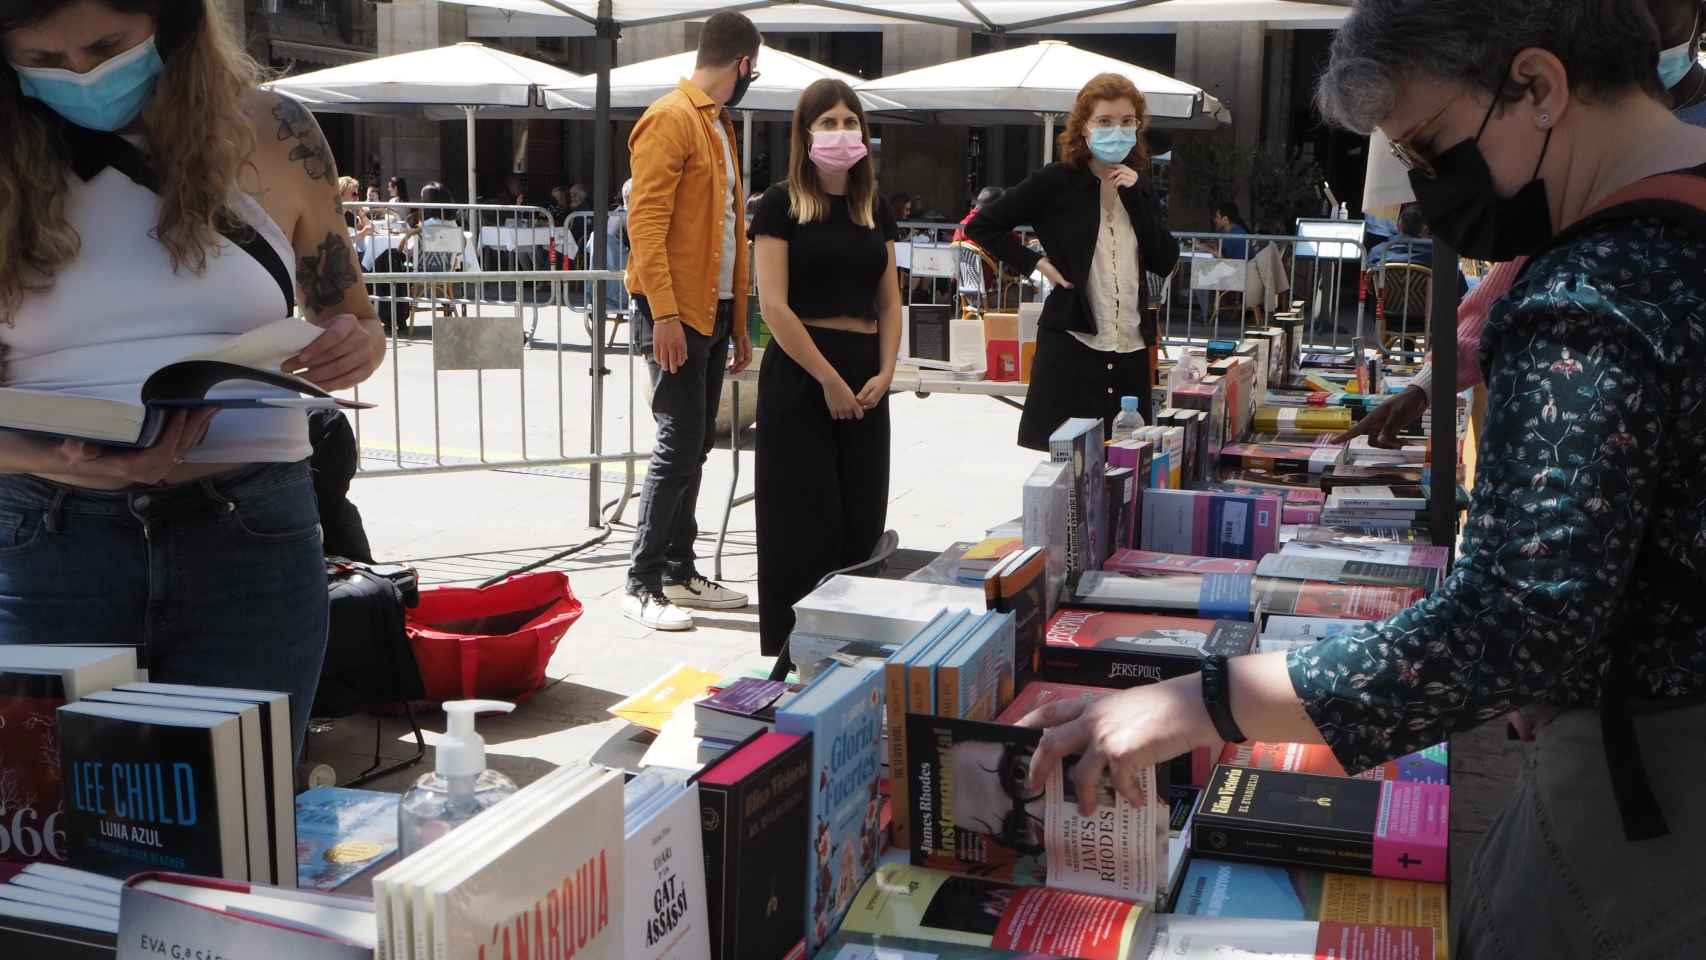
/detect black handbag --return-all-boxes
[313,558,429,787]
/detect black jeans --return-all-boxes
[628,296,732,592]
[755,328,890,656]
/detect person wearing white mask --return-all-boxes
[0,0,386,760]
[750,78,901,666]
[967,73,1179,450]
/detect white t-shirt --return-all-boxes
[710,119,738,300]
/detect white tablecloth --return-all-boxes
[353,227,480,273]
[479,225,577,259]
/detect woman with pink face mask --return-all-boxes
[750,78,902,664]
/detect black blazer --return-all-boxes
[966,161,1179,347]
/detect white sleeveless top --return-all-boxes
[0,164,311,463]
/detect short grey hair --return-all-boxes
[1316,0,1665,133]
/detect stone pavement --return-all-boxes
[303,308,1519,921]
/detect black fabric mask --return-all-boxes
[1408,95,1554,262]
[726,58,757,109]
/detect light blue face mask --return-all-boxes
[11,34,164,132]
[1087,126,1138,164]
[1658,20,1699,90]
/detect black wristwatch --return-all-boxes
[1200,654,1247,744]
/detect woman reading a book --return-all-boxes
[0,0,386,759]
[1024,2,1706,956]
[750,79,902,662]
[966,73,1179,450]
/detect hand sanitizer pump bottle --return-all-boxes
[397,700,518,856]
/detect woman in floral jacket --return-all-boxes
[1022,2,1706,956]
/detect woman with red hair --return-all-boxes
[968,72,1179,449]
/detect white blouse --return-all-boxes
[1074,198,1146,354]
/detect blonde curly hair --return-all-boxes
[0,0,261,327]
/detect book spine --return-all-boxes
[885,663,912,852]
[936,664,961,720]
[699,784,736,960]
[1189,819,1376,877]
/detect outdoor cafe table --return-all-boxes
[478,225,578,259]
[712,352,1028,579]
[352,224,480,273]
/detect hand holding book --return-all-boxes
[1019,651,1327,814]
[282,312,387,393]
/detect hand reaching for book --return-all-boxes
[1018,677,1211,816]
[51,409,219,486]
[1332,385,1427,448]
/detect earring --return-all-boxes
[1537,113,1552,129]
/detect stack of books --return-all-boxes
[1323,485,1428,529]
[691,678,802,751]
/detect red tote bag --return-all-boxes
[404,572,583,703]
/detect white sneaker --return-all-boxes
[623,587,694,631]
[663,575,749,610]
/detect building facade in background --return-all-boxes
[231,1,1364,229]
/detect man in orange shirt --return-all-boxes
[623,12,761,630]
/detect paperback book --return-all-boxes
[1150,915,1433,960]
[1191,765,1449,883]
[886,610,969,852]
[1103,550,1255,577]
[840,864,1156,960]
[903,715,1166,904]
[1068,570,1254,621]
[1022,461,1072,611]
[1140,489,1280,561]
[293,787,398,891]
[775,660,886,951]
[1169,857,1448,960]
[1255,579,1424,621]
[1037,610,1257,688]
[984,546,1048,685]
[118,873,376,959]
[1217,742,1449,786]
[623,770,711,960]
[1254,554,1439,592]
[0,863,120,959]
[1047,417,1108,582]
[0,318,367,447]
[58,701,248,881]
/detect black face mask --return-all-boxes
[726,57,758,109]
[1408,94,1554,262]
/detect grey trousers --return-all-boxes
[1455,705,1706,959]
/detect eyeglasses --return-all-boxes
[1386,93,1464,180]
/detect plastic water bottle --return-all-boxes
[1111,395,1146,443]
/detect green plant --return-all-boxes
[1247,146,1325,234]
[1169,132,1247,213]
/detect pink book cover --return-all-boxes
[1105,549,1256,575]
[1372,782,1450,883]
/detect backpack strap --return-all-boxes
[1549,172,1706,251]
[58,121,297,314]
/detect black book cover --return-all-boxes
[695,734,811,960]
[1190,764,1383,876]
[58,711,230,880]
[908,304,954,363]
[0,916,116,959]
[0,673,70,866]
[1037,617,1257,689]
[1104,467,1134,555]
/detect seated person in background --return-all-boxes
[953,186,1004,242]
[403,182,464,315]
[1192,201,1251,320]
[1364,203,1432,267]
[338,176,364,229]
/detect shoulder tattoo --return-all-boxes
[298,231,358,313]
[271,96,337,183]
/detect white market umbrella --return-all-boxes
[856,40,1228,164]
[543,43,904,187]
[265,42,585,206]
[448,0,1346,33]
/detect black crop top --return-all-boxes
[750,184,899,321]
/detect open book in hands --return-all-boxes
[0,318,373,447]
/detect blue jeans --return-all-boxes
[0,461,329,762]
[628,296,732,591]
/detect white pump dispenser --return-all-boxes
[397,700,518,856]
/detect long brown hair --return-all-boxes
[0,0,260,326]
[1057,72,1150,169]
[786,78,876,228]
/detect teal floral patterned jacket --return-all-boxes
[1288,215,1706,772]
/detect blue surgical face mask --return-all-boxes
[11,34,165,132]
[1087,126,1138,164]
[1658,28,1698,90]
